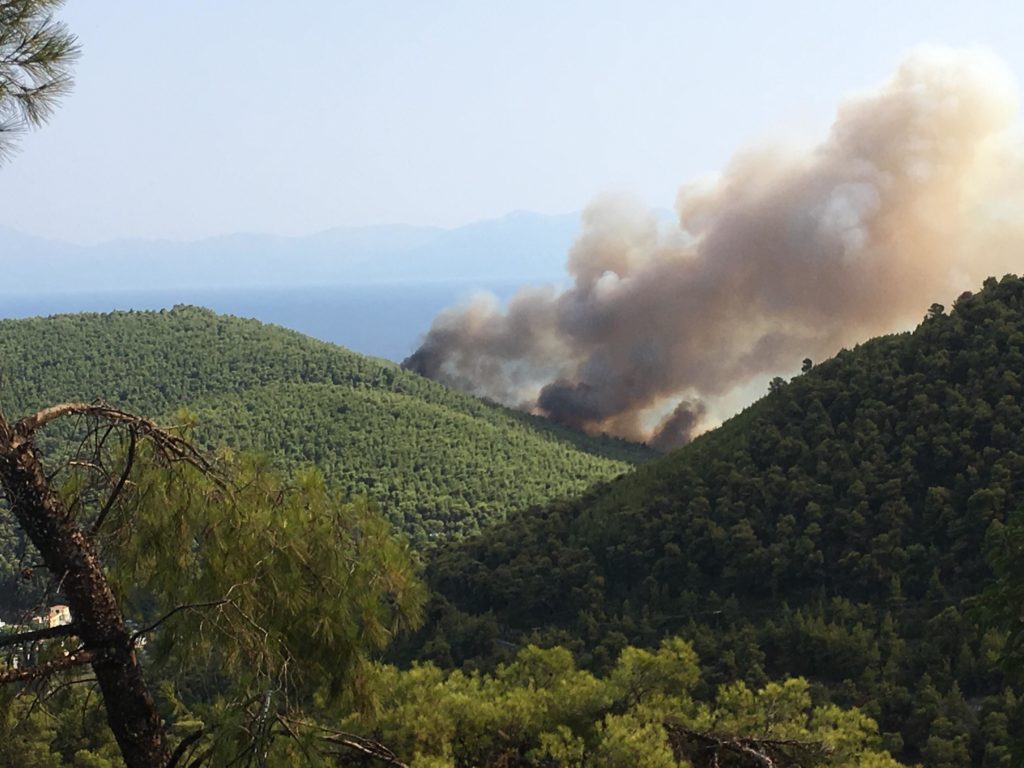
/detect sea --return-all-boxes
[0,280,531,363]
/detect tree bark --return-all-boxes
[0,416,170,768]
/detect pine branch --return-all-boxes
[0,0,79,160]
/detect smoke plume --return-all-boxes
[404,49,1024,450]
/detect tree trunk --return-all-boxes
[0,423,170,768]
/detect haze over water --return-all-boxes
[0,282,525,363]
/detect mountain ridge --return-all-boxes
[0,210,583,292]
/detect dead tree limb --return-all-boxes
[90,426,135,536]
[0,621,77,649]
[663,723,833,768]
[13,401,214,474]
[0,649,95,684]
[166,729,206,768]
[129,600,228,643]
[279,715,411,768]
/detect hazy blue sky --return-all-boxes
[4,0,1024,244]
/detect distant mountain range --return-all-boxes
[0,210,587,292]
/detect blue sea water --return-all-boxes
[0,281,530,363]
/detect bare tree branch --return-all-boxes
[279,716,410,768]
[663,723,833,768]
[0,648,95,683]
[0,620,76,649]
[166,729,205,768]
[130,600,228,643]
[91,426,136,536]
[13,402,213,473]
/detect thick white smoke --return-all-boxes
[405,49,1024,450]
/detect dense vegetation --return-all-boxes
[8,278,1024,765]
[412,275,1024,766]
[339,639,906,768]
[0,305,650,560]
[1,637,907,767]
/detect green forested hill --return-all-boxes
[187,381,640,539]
[417,275,1024,767]
[0,306,651,550]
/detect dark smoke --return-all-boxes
[648,400,707,453]
[404,49,1024,450]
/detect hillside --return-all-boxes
[415,275,1024,766]
[0,306,652,553]
[0,310,907,766]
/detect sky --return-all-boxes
[4,0,1024,244]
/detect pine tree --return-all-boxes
[0,0,79,161]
